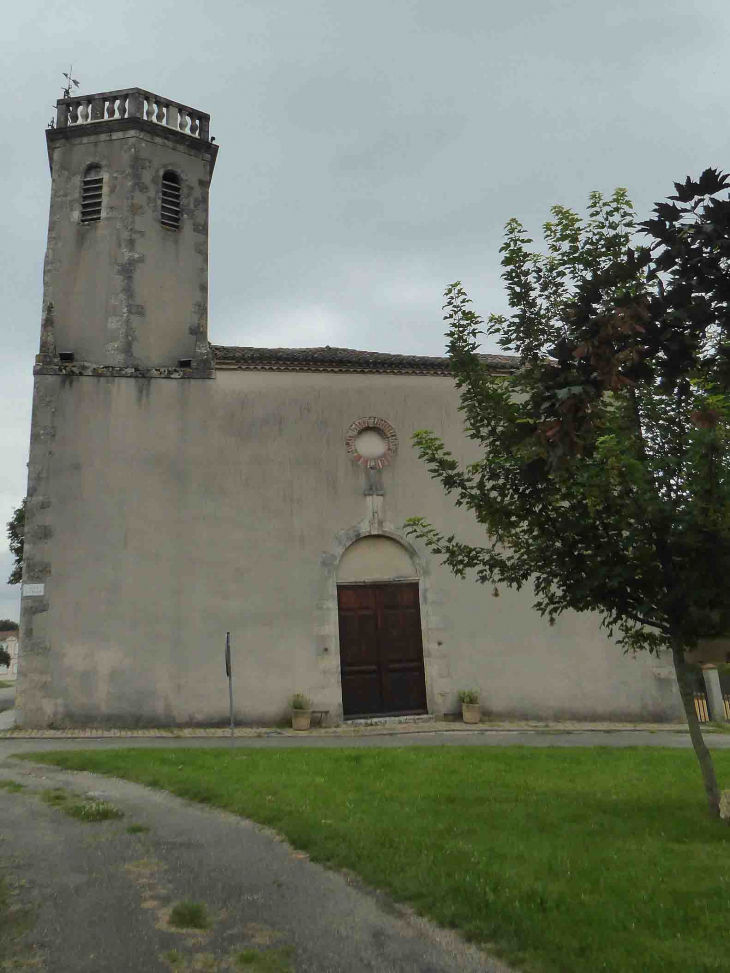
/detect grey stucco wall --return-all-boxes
[17,368,684,726]
[42,125,214,369]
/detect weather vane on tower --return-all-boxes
[61,66,80,99]
[49,66,81,129]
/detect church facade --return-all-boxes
[17,87,684,727]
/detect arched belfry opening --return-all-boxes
[336,537,427,718]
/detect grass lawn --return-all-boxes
[19,746,730,973]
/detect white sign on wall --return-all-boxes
[23,583,45,597]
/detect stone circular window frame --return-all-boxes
[345,417,399,469]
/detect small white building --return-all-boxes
[0,632,19,682]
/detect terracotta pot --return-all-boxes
[291,709,311,731]
[462,702,481,724]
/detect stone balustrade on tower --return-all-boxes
[54,88,210,141]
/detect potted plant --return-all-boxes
[458,689,481,724]
[290,693,312,731]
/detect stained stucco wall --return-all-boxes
[43,125,213,368]
[17,368,684,726]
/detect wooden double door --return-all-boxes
[337,582,427,718]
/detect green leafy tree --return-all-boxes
[408,171,730,817]
[7,499,25,586]
[0,620,16,668]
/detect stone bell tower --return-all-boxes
[39,87,218,370]
[18,88,219,728]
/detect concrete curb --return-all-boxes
[0,717,697,741]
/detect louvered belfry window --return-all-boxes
[80,165,103,223]
[161,171,182,229]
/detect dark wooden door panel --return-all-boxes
[380,607,421,661]
[384,669,426,714]
[341,670,381,718]
[338,608,378,666]
[338,582,427,717]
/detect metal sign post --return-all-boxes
[225,632,234,747]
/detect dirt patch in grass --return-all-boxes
[234,946,295,972]
[161,949,218,971]
[63,799,124,821]
[159,945,293,972]
[40,786,69,806]
[0,873,37,967]
[39,787,123,821]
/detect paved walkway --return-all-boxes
[2,720,730,758]
[0,758,511,973]
[0,687,721,743]
[0,712,711,739]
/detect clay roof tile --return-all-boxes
[212,345,518,374]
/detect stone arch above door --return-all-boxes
[337,535,417,583]
[314,521,442,722]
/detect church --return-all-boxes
[17,86,684,727]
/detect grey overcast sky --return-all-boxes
[1,0,728,620]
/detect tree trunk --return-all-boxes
[671,635,721,818]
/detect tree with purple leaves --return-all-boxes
[408,171,730,817]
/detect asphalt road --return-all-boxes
[0,757,510,973]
